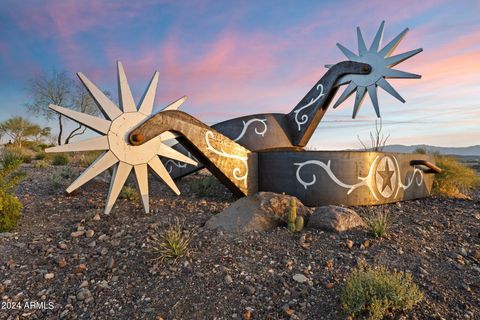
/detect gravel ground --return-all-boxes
[0,164,479,320]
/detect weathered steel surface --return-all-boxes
[258,151,435,206]
[130,110,257,197]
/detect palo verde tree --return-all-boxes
[0,116,48,147]
[25,69,101,145]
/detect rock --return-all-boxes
[292,274,307,284]
[86,230,95,238]
[71,231,85,238]
[88,241,96,247]
[93,214,101,221]
[242,308,253,320]
[73,264,87,274]
[205,192,310,233]
[98,280,109,289]
[460,248,468,257]
[326,283,334,289]
[307,206,366,232]
[474,250,480,260]
[76,288,92,301]
[44,273,54,279]
[107,257,115,270]
[346,239,354,249]
[361,239,370,249]
[58,258,67,268]
[58,243,67,250]
[0,284,4,294]
[79,280,89,288]
[225,274,233,284]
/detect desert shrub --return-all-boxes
[50,167,76,190]
[35,151,47,160]
[365,211,389,238]
[151,219,194,262]
[433,154,479,197]
[342,264,424,320]
[0,161,25,232]
[51,153,69,166]
[1,150,24,168]
[188,176,219,197]
[59,166,76,179]
[50,173,64,190]
[34,160,48,169]
[413,147,427,154]
[120,186,140,201]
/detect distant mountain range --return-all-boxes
[382,144,480,156]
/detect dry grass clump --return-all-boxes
[341,264,423,320]
[365,211,389,238]
[433,154,479,198]
[119,186,140,202]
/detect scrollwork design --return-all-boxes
[294,157,379,200]
[293,84,325,131]
[233,118,267,142]
[205,130,248,187]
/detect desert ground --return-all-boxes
[0,163,479,320]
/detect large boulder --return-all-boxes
[205,192,311,233]
[307,205,365,232]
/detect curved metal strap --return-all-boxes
[410,160,442,174]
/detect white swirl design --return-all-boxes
[233,118,268,142]
[295,155,425,200]
[205,130,248,187]
[293,84,325,131]
[392,157,424,198]
[294,157,379,200]
[165,152,198,173]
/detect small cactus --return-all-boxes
[295,216,304,232]
[287,198,304,232]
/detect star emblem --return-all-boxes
[377,160,394,192]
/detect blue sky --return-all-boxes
[0,0,479,149]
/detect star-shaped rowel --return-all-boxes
[377,160,394,192]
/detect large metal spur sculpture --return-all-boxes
[47,21,441,214]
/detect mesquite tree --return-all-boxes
[25,70,101,145]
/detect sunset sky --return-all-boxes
[0,0,478,149]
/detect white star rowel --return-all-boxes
[46,62,197,214]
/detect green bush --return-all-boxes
[433,155,479,197]
[51,153,70,166]
[120,186,140,201]
[342,264,424,320]
[0,190,22,232]
[0,161,25,232]
[188,176,219,197]
[365,211,389,238]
